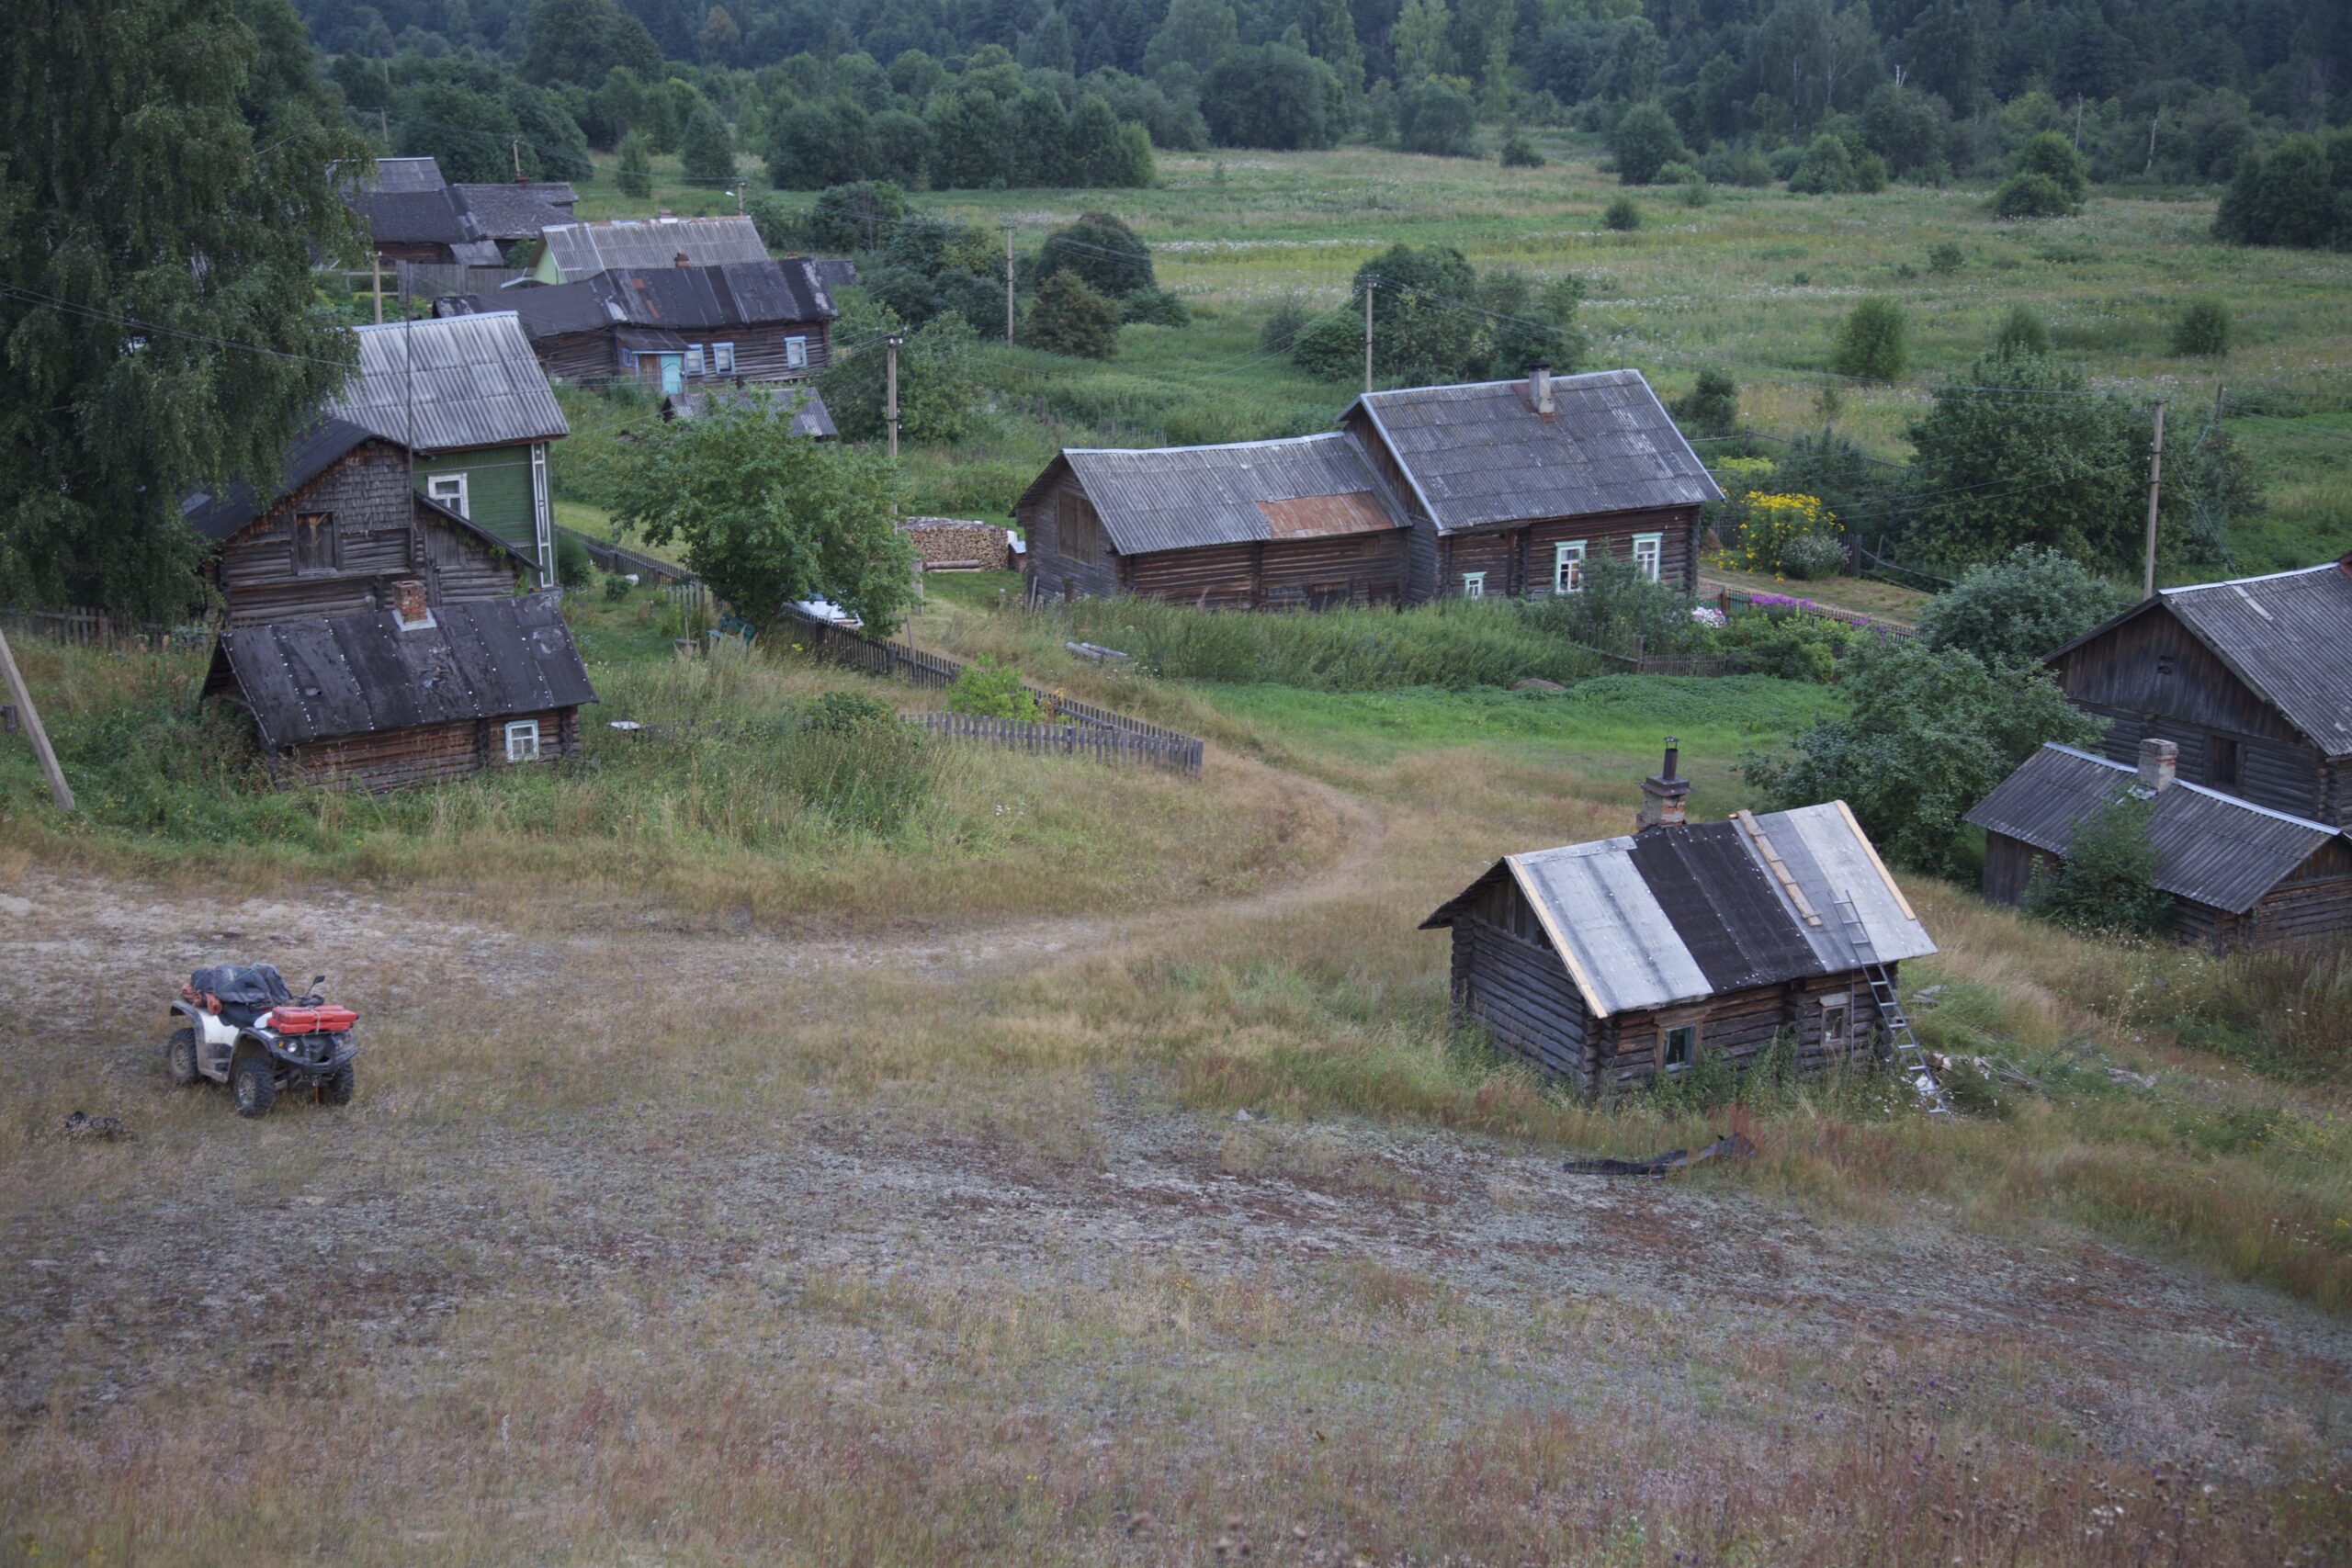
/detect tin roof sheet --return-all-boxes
[332,314,568,452]
[1030,433,1410,555]
[1963,743,2345,913]
[1351,368,1722,533]
[451,184,575,243]
[536,216,769,279]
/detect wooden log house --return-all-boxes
[1421,746,1937,1093]
[2042,553,2352,826]
[1966,739,2352,953]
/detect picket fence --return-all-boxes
[0,605,210,653]
[913,712,1203,773]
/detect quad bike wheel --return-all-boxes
[320,1065,355,1107]
[231,1054,277,1119]
[165,1027,199,1088]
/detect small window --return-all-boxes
[426,473,469,519]
[1462,570,1487,600]
[712,342,735,375]
[1821,997,1851,1050]
[1661,1023,1697,1071]
[685,344,706,378]
[503,719,541,763]
[1306,581,1350,611]
[2156,654,2176,676]
[1632,532,1664,583]
[290,512,335,574]
[618,347,636,370]
[2209,736,2241,788]
[786,335,808,370]
[1554,540,1587,594]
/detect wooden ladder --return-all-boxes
[1833,889,1952,1118]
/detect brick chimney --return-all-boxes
[1530,361,1555,416]
[1636,738,1691,831]
[674,251,690,267]
[2136,737,2178,795]
[391,578,432,630]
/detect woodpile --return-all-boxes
[897,518,1011,571]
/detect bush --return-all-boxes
[1994,305,2052,355]
[1915,545,2125,671]
[1718,604,1859,682]
[2170,296,2232,357]
[1601,195,1642,231]
[1520,557,1706,656]
[1121,287,1191,327]
[1676,175,1711,209]
[800,689,899,737]
[1499,133,1544,169]
[1611,102,1686,186]
[1830,296,1908,381]
[2026,792,2172,936]
[1776,531,1848,581]
[1670,368,1738,437]
[1033,211,1155,299]
[944,655,1042,720]
[1699,143,1772,186]
[615,129,653,198]
[1260,295,1314,355]
[1927,241,1964,275]
[601,570,632,602]
[1397,78,1479,157]
[1994,131,2087,218]
[1723,491,1839,575]
[808,181,906,253]
[1786,132,1855,195]
[554,531,594,589]
[1024,269,1122,360]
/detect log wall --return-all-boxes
[276,705,577,794]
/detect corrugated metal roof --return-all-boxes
[1028,433,1410,555]
[663,386,836,439]
[444,261,834,341]
[537,216,768,279]
[331,314,568,452]
[1964,743,2345,913]
[451,184,573,243]
[1422,801,1935,1018]
[2165,563,2352,759]
[213,593,595,750]
[358,187,483,247]
[1350,369,1723,533]
[360,156,446,193]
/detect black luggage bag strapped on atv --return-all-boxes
[169,964,360,1118]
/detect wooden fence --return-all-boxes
[779,604,1205,771]
[1573,639,1749,678]
[556,525,696,586]
[394,261,525,301]
[913,712,1204,773]
[0,605,211,653]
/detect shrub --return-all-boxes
[1521,557,1706,656]
[1121,287,1191,327]
[1786,133,1856,195]
[945,655,1042,720]
[1994,304,2052,356]
[1611,102,1685,186]
[601,570,632,602]
[615,129,653,198]
[1718,604,1858,682]
[1260,295,1314,355]
[1724,491,1839,574]
[1670,368,1738,437]
[2170,296,2232,357]
[1024,269,1122,360]
[1830,296,1908,381]
[1698,143,1772,186]
[807,181,907,252]
[553,531,594,589]
[1601,195,1642,231]
[1927,241,1964,274]
[1397,78,1479,157]
[1657,160,1698,186]
[1994,130,2087,218]
[1916,545,2125,671]
[2026,792,2172,936]
[1676,176,1711,209]
[1498,133,1544,169]
[1033,211,1155,299]
[1776,531,1848,581]
[802,690,898,737]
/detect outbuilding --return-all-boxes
[1421,746,1936,1092]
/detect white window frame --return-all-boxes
[786,335,808,371]
[1462,570,1487,600]
[503,719,541,763]
[1821,995,1851,1051]
[712,341,736,376]
[1632,532,1664,583]
[684,344,706,378]
[426,473,469,519]
[1553,540,1587,594]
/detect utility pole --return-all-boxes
[1362,280,1376,395]
[1003,225,1015,346]
[2142,400,2166,599]
[2072,94,2085,152]
[512,138,524,183]
[885,333,903,460]
[0,625,74,813]
[370,247,383,325]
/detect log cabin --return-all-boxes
[182,418,539,627]
[525,216,769,285]
[2043,553,2352,825]
[325,314,571,584]
[202,588,596,794]
[1421,745,1936,1093]
[1016,367,1719,610]
[1966,739,2352,953]
[1341,367,1722,604]
[1015,433,1412,609]
[440,260,837,394]
[338,157,574,265]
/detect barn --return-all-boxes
[2045,553,2352,826]
[1421,746,1936,1093]
[1015,433,1412,609]
[1966,739,2352,953]
[182,418,538,627]
[203,591,596,793]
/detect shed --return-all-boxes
[1421,746,1935,1091]
[1341,367,1721,604]
[2044,554,2352,825]
[1015,432,1412,609]
[450,183,576,244]
[526,216,769,284]
[1965,739,2352,953]
[328,314,569,580]
[203,592,596,793]
[181,418,537,626]
[352,186,503,266]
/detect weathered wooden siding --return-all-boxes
[1126,542,1257,609]
[276,705,577,794]
[214,443,522,627]
[1981,830,2049,908]
[1453,918,1592,1085]
[1592,970,1886,1092]
[1116,533,1408,611]
[535,331,612,385]
[2245,874,2352,949]
[1018,476,1122,602]
[1339,408,1441,604]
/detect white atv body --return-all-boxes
[166,992,357,1119]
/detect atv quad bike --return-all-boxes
[166,964,358,1118]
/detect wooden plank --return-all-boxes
[0,625,73,811]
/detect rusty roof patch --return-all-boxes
[1257,491,1394,538]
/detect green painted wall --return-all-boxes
[527,248,563,286]
[413,446,535,551]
